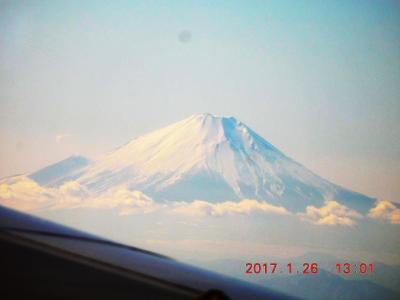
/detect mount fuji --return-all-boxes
[29,113,374,213]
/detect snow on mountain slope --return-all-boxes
[63,113,374,212]
[29,155,90,186]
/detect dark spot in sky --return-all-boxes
[178,30,192,43]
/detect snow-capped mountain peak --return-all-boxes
[27,113,374,212]
[77,113,285,197]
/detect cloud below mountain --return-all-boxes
[0,177,293,219]
[368,200,400,224]
[298,200,362,226]
[0,176,55,211]
[2,176,396,227]
[171,199,290,217]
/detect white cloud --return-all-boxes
[298,200,362,226]
[0,175,291,219]
[55,133,71,144]
[1,177,371,226]
[368,200,400,224]
[59,181,88,197]
[82,189,157,215]
[172,199,290,217]
[0,177,156,216]
[0,176,56,211]
[0,175,292,218]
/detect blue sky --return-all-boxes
[0,0,399,202]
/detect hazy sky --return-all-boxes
[1,0,399,202]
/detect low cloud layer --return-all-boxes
[2,176,398,227]
[85,189,157,216]
[0,176,56,211]
[298,200,362,226]
[172,199,290,217]
[0,176,156,215]
[0,177,289,218]
[368,200,400,224]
